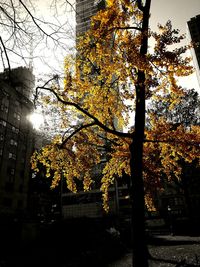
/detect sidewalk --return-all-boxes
[108,235,200,267]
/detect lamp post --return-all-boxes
[167,205,173,235]
[60,172,64,220]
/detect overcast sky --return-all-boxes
[150,0,200,91]
[34,0,200,90]
[151,0,200,33]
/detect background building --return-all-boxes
[0,67,35,219]
[61,0,131,219]
[76,0,105,36]
[187,14,200,86]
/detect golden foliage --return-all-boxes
[32,0,200,212]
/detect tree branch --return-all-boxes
[0,5,27,33]
[19,0,61,43]
[0,36,11,72]
[136,0,144,11]
[113,26,142,31]
[60,122,96,148]
[145,139,200,147]
[36,83,132,139]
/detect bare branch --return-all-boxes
[0,5,27,34]
[0,36,11,71]
[19,0,57,42]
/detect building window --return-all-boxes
[1,96,9,112]
[8,176,15,183]
[18,199,23,208]
[3,197,12,207]
[10,139,18,146]
[15,100,20,107]
[0,120,6,127]
[8,153,16,160]
[15,86,22,93]
[7,167,15,175]
[0,149,3,156]
[20,170,25,178]
[0,134,4,141]
[0,104,8,113]
[19,184,23,193]
[11,126,19,134]
[5,182,14,192]
[14,112,21,121]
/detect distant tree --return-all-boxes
[31,0,200,266]
[148,88,200,127]
[147,89,200,218]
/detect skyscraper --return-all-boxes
[61,0,130,219]
[0,67,35,218]
[76,0,105,36]
[187,15,200,86]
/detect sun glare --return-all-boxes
[28,112,44,130]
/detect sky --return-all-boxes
[34,0,200,90]
[31,1,75,78]
[10,0,198,93]
[151,0,200,33]
[30,0,200,129]
[150,0,200,91]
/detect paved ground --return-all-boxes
[108,235,200,267]
[1,235,200,267]
[1,220,200,267]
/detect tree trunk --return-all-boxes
[130,1,151,266]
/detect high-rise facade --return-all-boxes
[187,15,200,86]
[61,0,130,219]
[76,0,105,36]
[0,67,35,218]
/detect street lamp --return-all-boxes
[167,205,174,235]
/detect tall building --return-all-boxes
[61,0,130,219]
[187,15,200,86]
[0,67,35,219]
[76,0,105,36]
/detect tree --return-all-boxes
[148,88,200,127]
[0,0,74,74]
[31,0,200,266]
[147,89,200,219]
